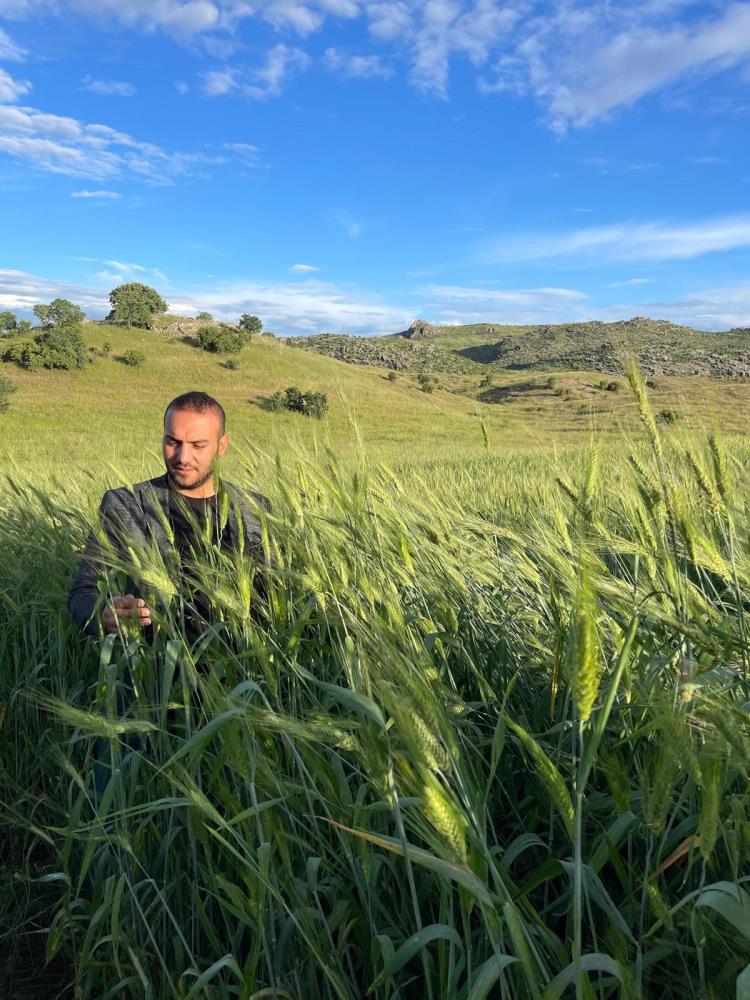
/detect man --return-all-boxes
[68,391,271,638]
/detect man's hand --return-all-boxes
[102,594,152,634]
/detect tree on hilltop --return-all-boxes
[0,310,17,333]
[108,283,168,328]
[33,299,85,328]
[239,313,262,338]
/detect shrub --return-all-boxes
[261,385,329,418]
[260,391,287,413]
[599,380,620,391]
[544,376,557,389]
[122,350,145,367]
[108,283,167,328]
[386,371,398,382]
[657,408,679,424]
[646,379,658,389]
[18,325,88,371]
[101,341,112,356]
[417,373,434,394]
[479,373,493,388]
[197,325,243,354]
[0,373,16,412]
[222,358,240,371]
[197,311,213,321]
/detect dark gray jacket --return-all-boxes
[68,473,271,636]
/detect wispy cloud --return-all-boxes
[0,102,261,181]
[202,44,310,100]
[0,68,31,103]
[481,2,750,132]
[480,214,750,264]
[82,75,137,97]
[420,284,587,304]
[324,47,392,80]
[607,277,651,287]
[5,1,748,121]
[331,208,363,239]
[71,188,122,198]
[290,263,320,273]
[0,27,27,62]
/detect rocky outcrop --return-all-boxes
[398,319,443,339]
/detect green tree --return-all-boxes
[197,311,213,321]
[17,320,31,335]
[0,310,17,333]
[33,298,85,328]
[108,283,168,328]
[238,314,262,339]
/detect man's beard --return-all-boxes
[166,464,215,492]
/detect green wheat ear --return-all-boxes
[571,576,601,724]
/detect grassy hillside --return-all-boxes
[287,316,750,378]
[1,320,749,484]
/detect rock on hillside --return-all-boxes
[398,318,443,339]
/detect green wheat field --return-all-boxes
[2,323,750,998]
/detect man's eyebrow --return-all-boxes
[164,434,210,444]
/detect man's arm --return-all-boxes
[68,491,152,636]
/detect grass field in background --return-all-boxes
[0,322,748,479]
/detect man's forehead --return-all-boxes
[164,408,221,437]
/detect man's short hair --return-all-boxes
[164,391,226,435]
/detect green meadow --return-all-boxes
[2,322,750,998]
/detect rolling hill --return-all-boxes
[286,316,750,378]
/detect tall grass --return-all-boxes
[1,392,750,997]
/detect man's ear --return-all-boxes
[218,433,229,456]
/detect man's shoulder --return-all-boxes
[100,475,169,512]
[222,479,272,514]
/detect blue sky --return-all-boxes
[0,0,749,334]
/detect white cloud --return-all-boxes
[290,263,320,273]
[5,1,747,118]
[324,46,392,79]
[482,2,750,132]
[4,264,750,333]
[175,79,189,94]
[222,140,260,163]
[0,266,406,334]
[0,267,110,313]
[82,75,137,96]
[0,27,27,61]
[481,214,750,264]
[421,284,587,304]
[0,68,31,103]
[202,44,309,99]
[71,188,122,198]
[0,102,260,180]
[418,283,590,323]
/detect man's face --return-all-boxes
[163,407,228,493]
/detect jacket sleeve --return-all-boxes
[67,490,128,636]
